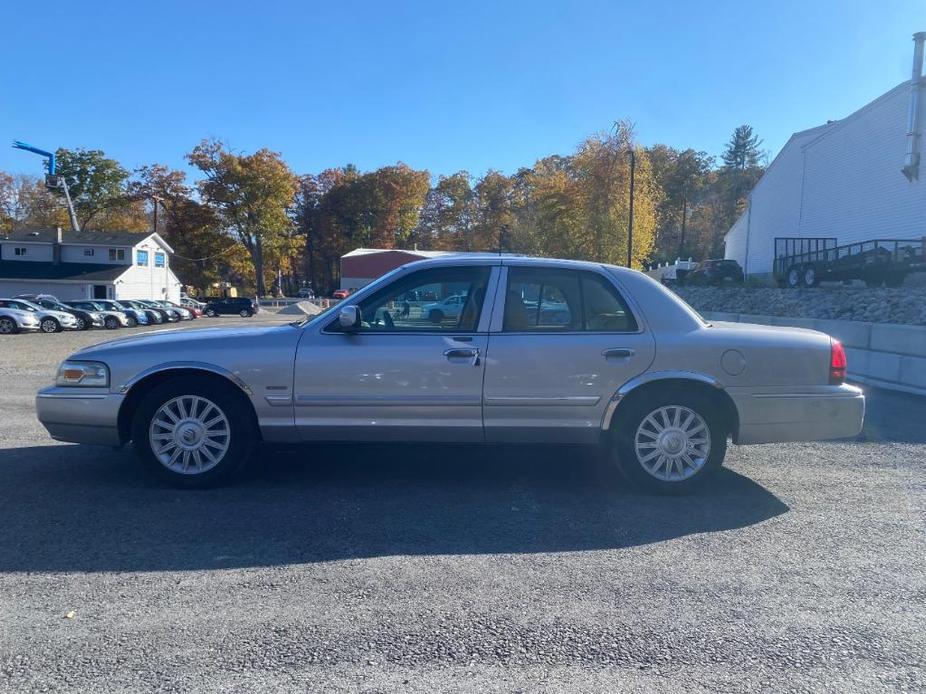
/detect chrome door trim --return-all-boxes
[484,395,601,407]
[294,394,482,407]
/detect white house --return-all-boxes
[0,227,183,301]
[725,32,926,281]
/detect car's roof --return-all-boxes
[399,253,635,276]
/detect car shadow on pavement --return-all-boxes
[0,443,789,573]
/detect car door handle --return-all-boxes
[602,348,634,359]
[444,347,481,366]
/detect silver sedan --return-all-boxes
[36,255,864,492]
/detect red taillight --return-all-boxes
[830,339,847,385]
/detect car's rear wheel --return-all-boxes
[132,377,256,488]
[40,317,61,333]
[786,266,801,288]
[104,315,120,329]
[75,315,90,330]
[239,308,251,318]
[126,316,138,328]
[0,317,18,335]
[611,390,727,495]
[206,308,217,317]
[428,309,444,324]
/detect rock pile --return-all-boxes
[673,286,926,326]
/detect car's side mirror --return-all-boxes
[338,305,362,331]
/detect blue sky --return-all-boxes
[1,1,923,180]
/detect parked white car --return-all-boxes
[0,305,41,334]
[36,255,864,493]
[0,298,78,333]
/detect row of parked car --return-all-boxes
[0,295,205,335]
[0,294,263,335]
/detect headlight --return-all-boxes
[55,361,110,387]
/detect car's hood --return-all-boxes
[71,323,297,358]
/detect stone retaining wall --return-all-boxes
[701,312,926,397]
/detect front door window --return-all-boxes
[347,266,491,332]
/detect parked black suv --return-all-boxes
[204,297,257,317]
[680,259,745,286]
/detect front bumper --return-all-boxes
[730,383,865,445]
[35,387,124,447]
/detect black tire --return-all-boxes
[428,309,444,324]
[104,315,120,330]
[126,316,138,328]
[786,266,801,288]
[802,264,819,288]
[206,308,217,317]
[863,269,884,288]
[131,376,257,488]
[40,317,61,333]
[0,316,18,335]
[239,308,251,318]
[610,387,728,495]
[884,272,906,288]
[75,315,90,330]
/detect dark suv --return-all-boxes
[204,297,257,317]
[681,259,745,286]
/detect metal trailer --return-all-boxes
[773,236,926,288]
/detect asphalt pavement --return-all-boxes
[0,317,923,693]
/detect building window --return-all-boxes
[14,247,27,256]
[84,248,95,257]
[137,250,149,267]
[154,252,165,268]
[109,248,125,261]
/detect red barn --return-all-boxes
[339,248,456,291]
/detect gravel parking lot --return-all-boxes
[0,317,924,693]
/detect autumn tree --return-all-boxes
[55,148,146,230]
[187,140,298,296]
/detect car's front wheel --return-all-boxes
[205,308,217,317]
[104,315,120,329]
[40,317,61,333]
[126,316,138,328]
[132,377,256,488]
[239,308,252,318]
[75,315,90,330]
[611,390,727,495]
[0,317,18,335]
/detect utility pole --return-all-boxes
[627,149,635,268]
[151,194,163,235]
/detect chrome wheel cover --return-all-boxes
[634,405,711,482]
[0,318,14,334]
[41,319,57,333]
[149,395,230,475]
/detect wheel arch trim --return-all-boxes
[601,370,727,431]
[117,362,253,395]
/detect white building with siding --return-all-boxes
[725,34,926,280]
[0,228,182,301]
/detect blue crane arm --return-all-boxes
[12,140,56,174]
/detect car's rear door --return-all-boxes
[482,263,655,443]
[293,262,501,442]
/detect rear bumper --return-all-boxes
[35,387,124,447]
[730,383,865,445]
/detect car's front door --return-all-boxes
[482,264,656,444]
[293,263,499,442]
